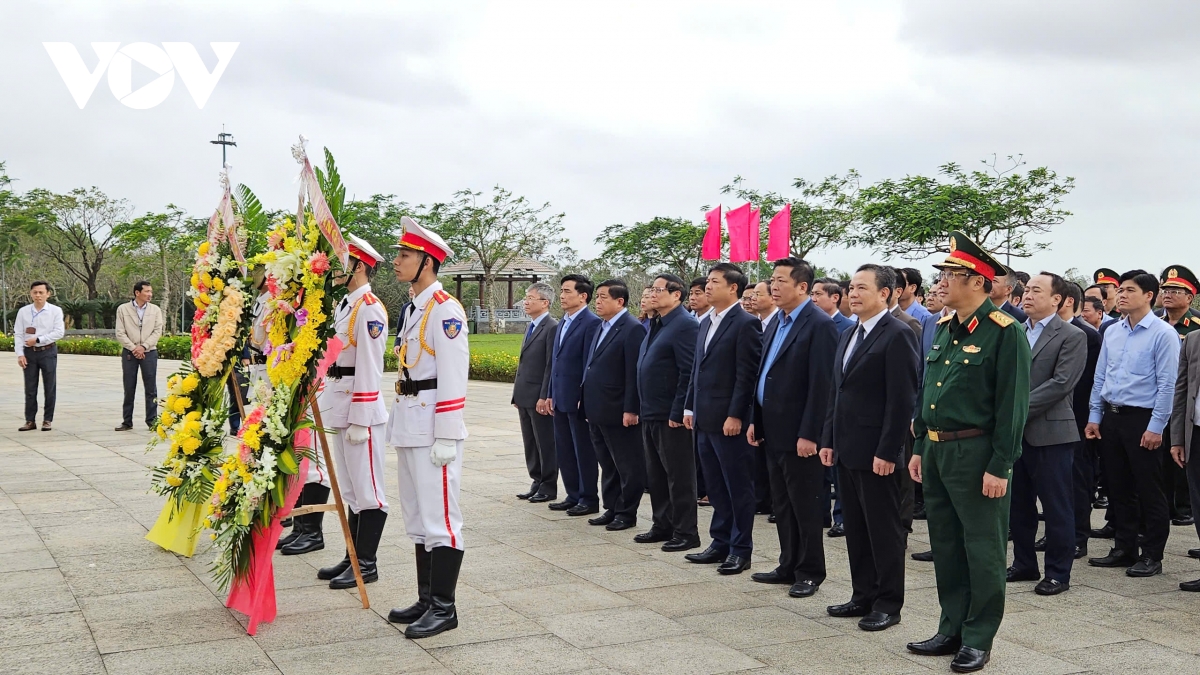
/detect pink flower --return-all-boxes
[265,275,279,296]
[245,406,265,426]
[309,252,329,276]
[268,231,284,249]
[295,308,309,326]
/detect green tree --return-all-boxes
[854,155,1074,262]
[595,216,707,281]
[113,204,195,331]
[24,187,130,300]
[720,170,861,260]
[426,186,567,334]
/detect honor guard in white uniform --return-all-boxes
[314,234,391,588]
[384,217,469,640]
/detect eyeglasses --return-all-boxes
[1161,288,1191,296]
[937,271,972,282]
[647,287,669,294]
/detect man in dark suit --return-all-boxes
[545,274,603,516]
[1008,273,1087,596]
[682,263,762,574]
[513,283,559,503]
[747,257,839,598]
[634,273,700,552]
[1059,282,1102,558]
[812,277,853,537]
[887,267,924,531]
[819,264,919,631]
[887,267,924,343]
[581,280,647,531]
[992,268,1029,324]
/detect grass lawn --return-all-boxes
[467,333,523,358]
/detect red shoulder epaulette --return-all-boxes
[433,290,451,304]
[362,292,378,305]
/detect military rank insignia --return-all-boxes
[367,320,385,339]
[962,344,982,354]
[443,318,463,339]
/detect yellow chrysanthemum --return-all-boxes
[242,423,261,450]
[197,293,211,306]
[181,374,199,393]
[211,277,225,291]
[160,410,176,426]
[156,426,167,440]
[198,241,210,255]
[181,436,201,455]
[184,420,202,435]
[185,410,201,421]
[189,273,200,290]
[165,475,183,487]
[172,396,192,415]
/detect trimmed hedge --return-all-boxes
[0,334,518,383]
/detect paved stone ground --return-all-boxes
[2,355,1200,674]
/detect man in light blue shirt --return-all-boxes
[1085,270,1181,577]
[756,299,809,405]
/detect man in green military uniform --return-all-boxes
[906,231,1031,673]
[1157,265,1200,526]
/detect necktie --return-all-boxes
[649,316,664,344]
[844,325,866,372]
[523,321,535,346]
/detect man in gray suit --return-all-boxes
[1171,330,1200,591]
[1008,272,1087,596]
[513,283,559,502]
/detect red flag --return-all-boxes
[767,203,791,260]
[749,208,761,262]
[702,206,722,260]
[727,202,753,262]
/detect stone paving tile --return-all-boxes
[1057,638,1198,674]
[0,639,106,675]
[0,610,92,649]
[540,605,692,649]
[680,605,842,649]
[494,581,634,619]
[268,635,448,675]
[428,634,601,675]
[586,634,765,675]
[102,636,280,675]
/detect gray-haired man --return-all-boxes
[514,282,560,502]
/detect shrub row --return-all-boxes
[0,335,517,382]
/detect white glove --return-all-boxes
[430,439,457,467]
[346,424,370,445]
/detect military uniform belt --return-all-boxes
[396,377,437,396]
[327,365,356,379]
[926,428,985,442]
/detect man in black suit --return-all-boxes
[545,274,603,516]
[581,280,647,531]
[634,273,701,552]
[1059,282,1102,558]
[992,268,1029,324]
[682,263,762,574]
[747,257,839,598]
[819,264,919,630]
[513,282,559,503]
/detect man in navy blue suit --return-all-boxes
[635,273,701,552]
[747,257,839,599]
[545,274,603,516]
[581,280,647,531]
[683,263,762,574]
[813,277,854,538]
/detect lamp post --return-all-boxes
[210,126,236,167]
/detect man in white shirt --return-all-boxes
[15,281,65,431]
[115,280,165,431]
[755,281,778,330]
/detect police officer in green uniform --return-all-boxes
[906,231,1031,673]
[1157,265,1200,526]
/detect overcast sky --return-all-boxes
[3,0,1199,280]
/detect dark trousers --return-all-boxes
[1011,440,1076,583]
[696,439,708,500]
[765,442,826,584]
[754,444,772,513]
[898,439,916,534]
[1163,427,1192,519]
[590,422,644,523]
[518,406,557,497]
[1072,439,1095,547]
[839,462,905,615]
[121,349,158,428]
[1188,429,1200,542]
[823,466,842,526]
[226,367,248,433]
[1098,409,1169,561]
[642,420,698,540]
[23,345,57,422]
[697,430,755,557]
[554,410,598,507]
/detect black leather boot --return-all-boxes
[330,508,386,589]
[317,511,358,580]
[282,484,329,556]
[405,546,463,639]
[276,490,307,549]
[388,545,432,624]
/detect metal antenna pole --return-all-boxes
[210,125,237,167]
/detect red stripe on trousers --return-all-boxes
[442,464,456,548]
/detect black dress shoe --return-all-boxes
[767,513,776,523]
[633,530,671,544]
[1172,515,1195,526]
[661,537,701,553]
[950,646,990,673]
[913,504,927,520]
[1189,548,1200,559]
[517,489,536,500]
[911,550,934,562]
[1093,496,1109,509]
[1088,549,1137,568]
[717,555,751,575]
[750,569,794,585]
[1074,545,1088,560]
[548,500,578,511]
[826,601,870,618]
[1033,536,1046,552]
[907,633,962,656]
[281,530,325,556]
[566,504,599,517]
[606,519,635,531]
[684,545,728,564]
[1006,566,1040,583]
[587,510,616,526]
[114,423,133,431]
[1126,557,1162,577]
[528,493,553,504]
[1090,524,1115,538]
[1180,579,1200,592]
[826,523,846,538]
[788,580,819,598]
[1034,579,1069,595]
[858,611,901,632]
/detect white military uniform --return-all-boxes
[319,283,390,513]
[247,291,271,389]
[388,280,469,550]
